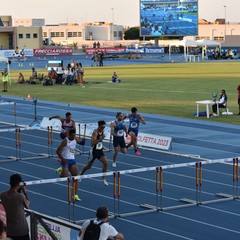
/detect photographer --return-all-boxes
[0,174,30,240]
[2,68,8,92]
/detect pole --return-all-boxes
[111,8,114,47]
[224,5,227,40]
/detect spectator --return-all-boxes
[20,49,25,58]
[78,63,85,85]
[0,174,30,240]
[48,68,58,83]
[17,72,25,84]
[2,68,9,92]
[112,72,121,83]
[97,41,100,48]
[237,83,240,115]
[79,206,124,240]
[29,67,37,84]
[0,219,7,239]
[98,51,104,67]
[212,89,228,116]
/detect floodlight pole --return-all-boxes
[111,8,114,47]
[223,5,227,41]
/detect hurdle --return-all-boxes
[78,123,88,155]
[140,157,239,213]
[3,126,57,162]
[24,156,240,223]
[0,101,17,126]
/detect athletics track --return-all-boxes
[1,95,240,239]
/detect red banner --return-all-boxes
[86,47,126,55]
[33,48,73,56]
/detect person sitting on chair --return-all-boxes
[212,89,227,116]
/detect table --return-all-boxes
[187,55,200,62]
[195,100,219,118]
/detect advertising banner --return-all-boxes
[85,47,126,56]
[126,47,164,54]
[34,48,73,56]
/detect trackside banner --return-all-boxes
[40,118,172,151]
[85,47,126,56]
[33,48,73,56]
[126,47,165,54]
[125,132,172,150]
[85,47,165,56]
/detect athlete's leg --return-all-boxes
[79,161,93,175]
[128,131,137,150]
[69,164,79,197]
[112,146,119,167]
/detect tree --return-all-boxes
[124,27,140,40]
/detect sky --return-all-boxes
[1,0,240,27]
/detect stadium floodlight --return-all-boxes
[223,5,227,38]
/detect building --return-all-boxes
[0,16,43,49]
[14,18,45,27]
[188,19,240,46]
[42,21,124,46]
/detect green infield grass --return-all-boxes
[1,61,240,124]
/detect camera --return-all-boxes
[18,186,23,193]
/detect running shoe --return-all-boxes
[112,162,117,168]
[102,179,108,186]
[74,195,81,201]
[55,167,62,174]
[135,151,141,156]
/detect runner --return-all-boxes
[124,107,146,156]
[56,129,85,201]
[111,112,128,168]
[49,112,76,139]
[79,120,108,186]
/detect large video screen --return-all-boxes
[140,0,198,36]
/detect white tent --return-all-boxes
[196,39,221,59]
[169,39,204,61]
[196,39,221,47]
[0,57,11,85]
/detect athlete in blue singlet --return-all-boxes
[111,112,128,167]
[124,107,146,156]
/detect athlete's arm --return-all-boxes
[139,115,146,124]
[123,113,130,120]
[110,122,116,137]
[72,120,76,131]
[56,139,67,164]
[49,115,63,122]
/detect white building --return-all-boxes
[14,18,45,27]
[42,22,124,47]
[188,19,240,46]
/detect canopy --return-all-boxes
[169,39,204,61]
[196,39,221,47]
[169,39,201,47]
[197,40,221,60]
[0,57,11,84]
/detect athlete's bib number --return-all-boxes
[69,148,75,154]
[117,130,124,137]
[131,122,138,128]
[96,142,103,150]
